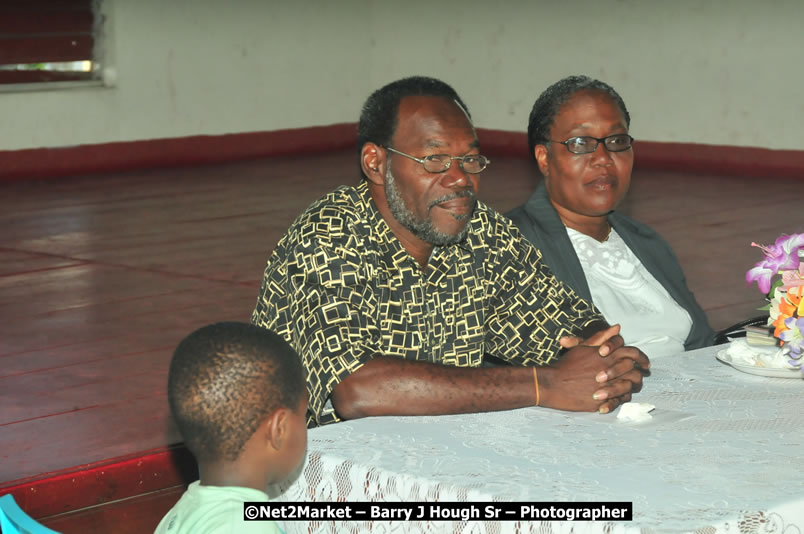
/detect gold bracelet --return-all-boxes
[532,367,540,406]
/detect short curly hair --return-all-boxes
[527,75,630,158]
[167,322,304,463]
[357,76,471,178]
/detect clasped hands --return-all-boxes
[541,325,650,414]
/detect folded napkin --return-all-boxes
[616,402,655,423]
[722,338,790,368]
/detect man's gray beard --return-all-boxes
[384,167,474,247]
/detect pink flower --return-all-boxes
[746,233,804,294]
[781,265,804,290]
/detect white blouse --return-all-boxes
[566,227,692,358]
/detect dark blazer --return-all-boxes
[505,182,714,350]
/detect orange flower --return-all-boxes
[772,286,803,338]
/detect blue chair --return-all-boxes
[0,494,60,534]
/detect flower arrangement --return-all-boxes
[746,233,804,373]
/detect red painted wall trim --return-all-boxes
[476,128,531,158]
[1,124,802,182]
[0,123,357,182]
[632,139,804,179]
[0,445,196,519]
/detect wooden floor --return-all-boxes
[1,150,802,530]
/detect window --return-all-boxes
[0,0,105,88]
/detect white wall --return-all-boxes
[2,0,802,152]
[0,0,373,151]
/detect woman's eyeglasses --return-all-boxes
[549,134,634,155]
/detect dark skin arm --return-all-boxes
[331,358,537,419]
[331,324,650,420]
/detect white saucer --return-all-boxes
[716,350,802,379]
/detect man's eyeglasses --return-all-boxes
[549,134,634,155]
[384,146,491,174]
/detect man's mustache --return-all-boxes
[429,190,476,209]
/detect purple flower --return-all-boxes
[778,316,804,360]
[786,347,803,374]
[746,265,775,294]
[746,233,804,294]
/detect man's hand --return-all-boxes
[539,325,650,414]
[559,324,623,356]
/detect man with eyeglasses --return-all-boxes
[252,76,650,428]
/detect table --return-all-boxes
[274,345,804,533]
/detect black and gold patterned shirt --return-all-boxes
[252,181,602,427]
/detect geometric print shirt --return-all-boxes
[252,181,603,427]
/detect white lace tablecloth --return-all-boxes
[274,345,804,533]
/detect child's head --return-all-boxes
[168,322,307,488]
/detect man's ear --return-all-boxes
[361,143,386,186]
[265,408,288,451]
[534,144,550,178]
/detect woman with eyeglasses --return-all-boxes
[506,75,713,357]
